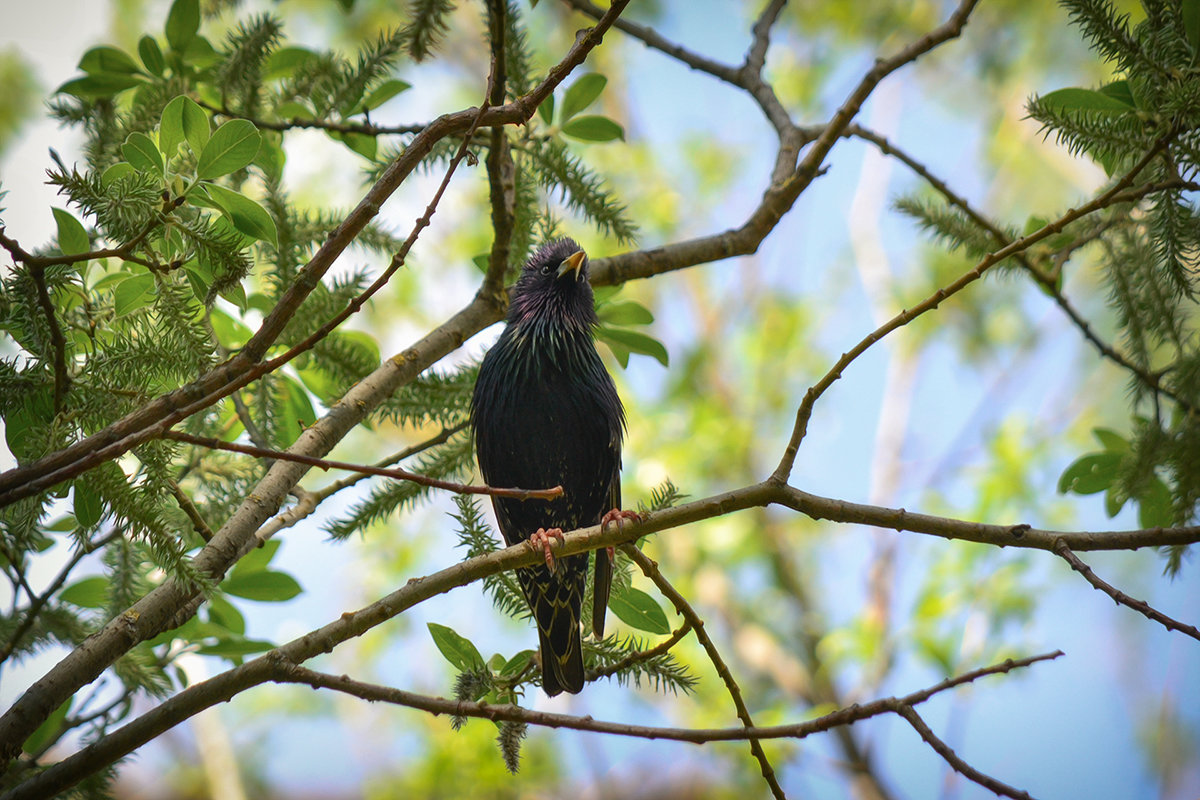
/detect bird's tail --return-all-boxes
[537,622,584,696]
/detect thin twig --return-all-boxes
[1054,540,1200,643]
[624,546,787,800]
[163,430,560,501]
[894,704,1037,800]
[587,622,693,682]
[256,424,468,542]
[197,99,426,136]
[0,643,1061,800]
[772,135,1175,481]
[849,123,1192,414]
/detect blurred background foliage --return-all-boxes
[0,0,1198,798]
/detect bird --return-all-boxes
[470,238,637,696]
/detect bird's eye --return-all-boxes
[540,263,554,275]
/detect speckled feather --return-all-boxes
[470,238,625,696]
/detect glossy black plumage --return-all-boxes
[470,238,625,696]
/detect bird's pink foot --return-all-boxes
[601,508,641,532]
[529,527,565,573]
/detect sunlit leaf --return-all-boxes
[196,119,261,180]
[222,570,302,602]
[202,182,278,245]
[608,586,670,634]
[428,622,486,672]
[60,576,109,609]
[165,0,200,52]
[560,73,606,122]
[561,115,624,142]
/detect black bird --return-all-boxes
[471,238,635,696]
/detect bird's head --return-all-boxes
[508,238,596,330]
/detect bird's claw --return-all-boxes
[529,527,565,573]
[601,508,641,533]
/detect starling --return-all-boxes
[471,238,636,696]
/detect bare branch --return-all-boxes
[894,704,1038,800]
[849,123,1192,414]
[772,136,1176,482]
[164,430,562,502]
[625,546,786,800]
[1055,541,1200,643]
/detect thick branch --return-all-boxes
[0,0,633,511]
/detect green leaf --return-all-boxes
[356,79,411,113]
[52,208,89,256]
[79,46,142,75]
[113,273,156,317]
[1104,487,1126,518]
[1057,451,1122,495]
[264,47,319,80]
[330,130,378,161]
[1038,87,1134,113]
[222,570,302,602]
[60,576,109,609]
[231,539,281,576]
[56,74,143,100]
[202,182,278,245]
[208,306,252,349]
[254,135,286,182]
[1137,478,1174,529]
[207,593,246,635]
[73,481,103,528]
[538,94,555,125]
[1184,0,1200,52]
[1098,80,1136,109]
[165,0,200,52]
[608,586,670,634]
[101,162,137,187]
[160,95,209,159]
[498,649,535,680]
[427,622,486,672]
[1092,428,1129,453]
[275,374,317,445]
[22,697,71,756]
[196,119,261,180]
[197,638,275,658]
[275,101,312,120]
[598,300,653,326]
[122,132,164,176]
[139,36,165,76]
[596,326,669,366]
[561,115,624,143]
[560,73,606,122]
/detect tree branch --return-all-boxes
[163,430,561,501]
[2,625,1060,800]
[1054,541,1200,642]
[0,0,633,511]
[893,704,1037,800]
[625,546,786,800]
[848,123,1192,415]
[772,135,1176,482]
[0,1,635,763]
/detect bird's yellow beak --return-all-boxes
[556,250,587,281]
